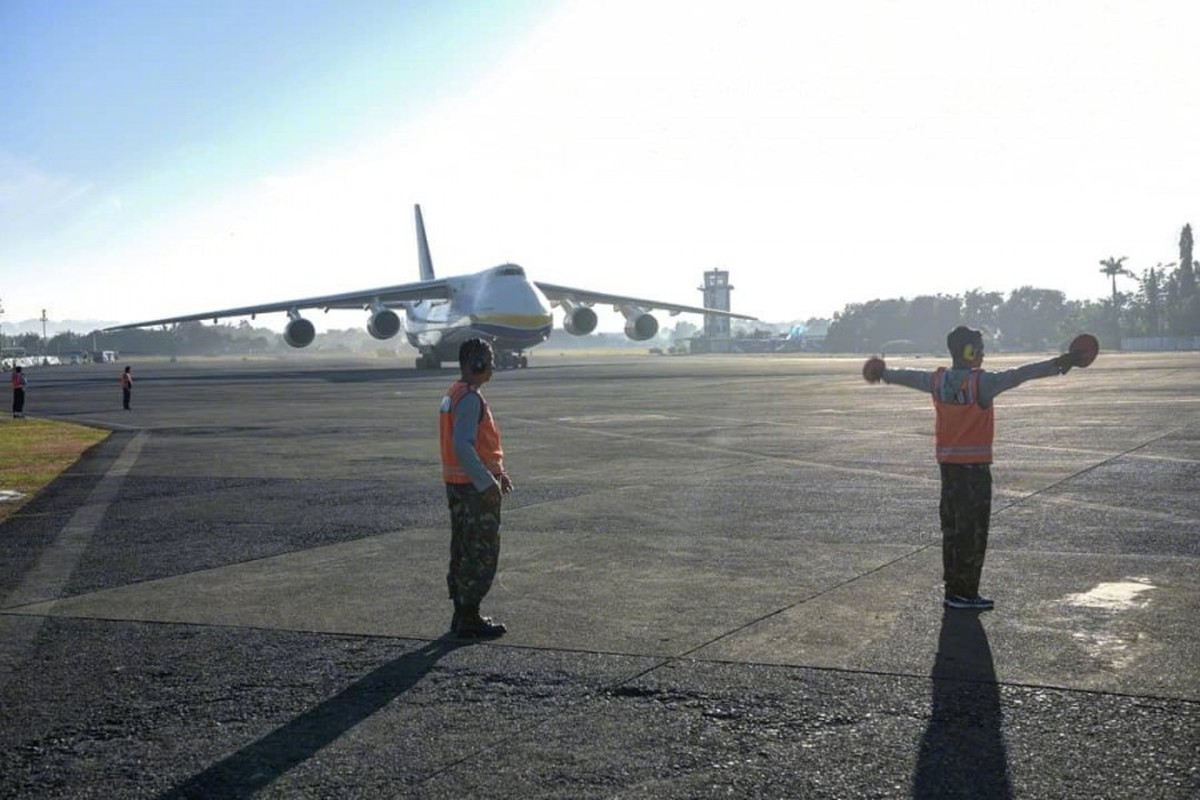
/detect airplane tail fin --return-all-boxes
[415,204,435,281]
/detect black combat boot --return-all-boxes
[454,604,507,638]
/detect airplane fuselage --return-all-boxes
[404,264,553,365]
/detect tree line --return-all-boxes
[826,223,1199,353]
[3,320,369,359]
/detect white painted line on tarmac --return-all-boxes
[0,431,148,689]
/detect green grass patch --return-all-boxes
[0,418,110,524]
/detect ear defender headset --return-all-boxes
[472,350,489,373]
[463,339,492,374]
[947,326,983,365]
[963,332,983,362]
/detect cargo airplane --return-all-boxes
[105,205,756,369]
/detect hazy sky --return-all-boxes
[2,0,1197,333]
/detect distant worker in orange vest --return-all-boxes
[119,365,133,410]
[439,338,514,637]
[11,365,27,418]
[862,326,1087,611]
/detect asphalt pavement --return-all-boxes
[1,350,1197,798]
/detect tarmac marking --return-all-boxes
[0,431,147,689]
[554,413,671,424]
[1051,578,1160,673]
[1063,578,1156,611]
[1069,630,1144,670]
[991,425,1196,517]
[2,430,149,608]
[1005,444,1200,465]
[1004,397,1200,408]
[1016,494,1199,525]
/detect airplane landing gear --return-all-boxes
[415,348,525,370]
[496,350,528,369]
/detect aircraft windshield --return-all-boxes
[497,265,525,277]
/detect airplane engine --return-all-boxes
[284,317,316,348]
[622,310,659,341]
[367,309,402,340]
[562,305,598,336]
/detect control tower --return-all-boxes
[698,269,733,338]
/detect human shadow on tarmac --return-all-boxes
[158,635,466,800]
[912,610,1012,800]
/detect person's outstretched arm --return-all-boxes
[881,367,936,394]
[978,354,1078,406]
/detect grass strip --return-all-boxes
[0,418,110,524]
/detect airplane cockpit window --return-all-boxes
[497,265,525,277]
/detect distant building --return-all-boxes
[698,269,733,339]
[1,347,26,371]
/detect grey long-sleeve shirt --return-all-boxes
[452,390,502,492]
[882,357,1064,407]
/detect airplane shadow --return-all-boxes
[158,635,466,800]
[912,610,1012,800]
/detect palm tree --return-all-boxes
[1099,256,1134,303]
[1099,256,1134,344]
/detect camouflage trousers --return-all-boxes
[445,482,502,608]
[938,463,992,598]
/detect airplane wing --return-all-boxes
[103,278,452,330]
[534,282,757,320]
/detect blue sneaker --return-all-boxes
[944,594,994,610]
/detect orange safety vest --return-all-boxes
[932,368,994,464]
[440,380,504,484]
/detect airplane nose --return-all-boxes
[472,278,554,342]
